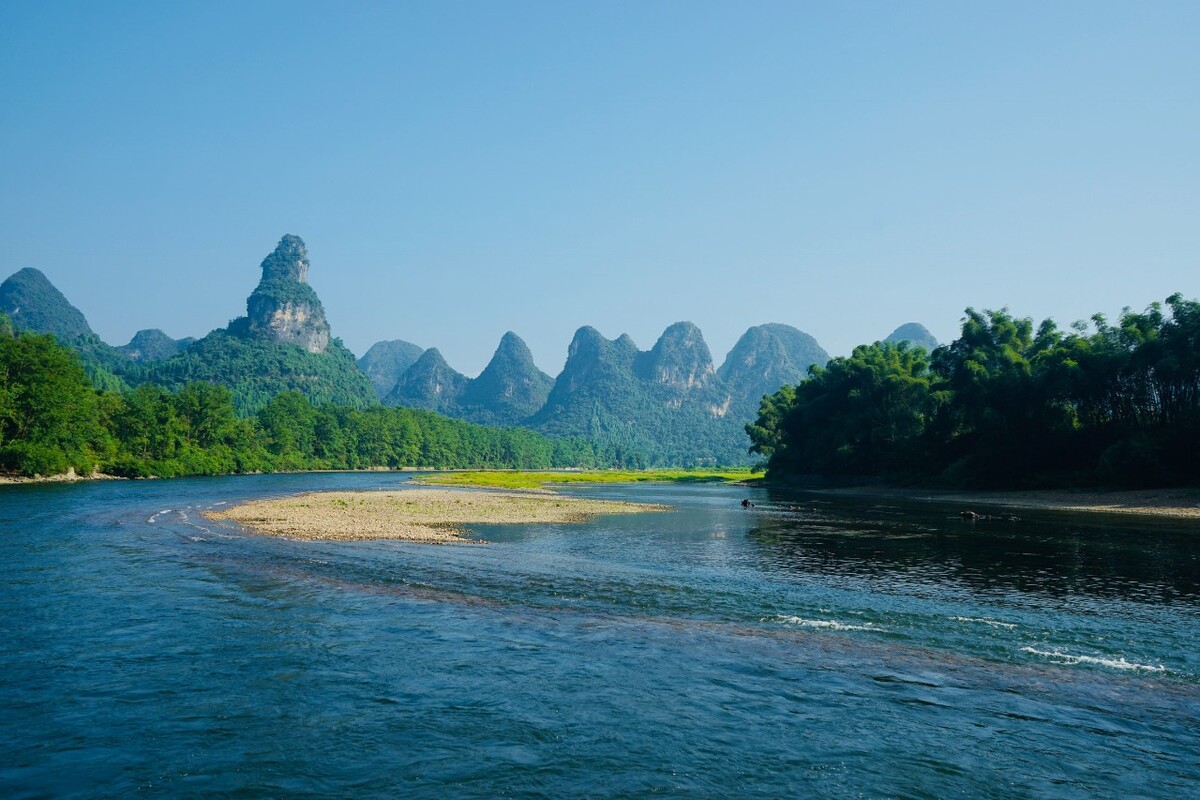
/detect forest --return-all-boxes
[0,319,606,479]
[748,294,1200,488]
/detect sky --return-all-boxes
[2,1,1198,377]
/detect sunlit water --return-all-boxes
[1,473,1197,798]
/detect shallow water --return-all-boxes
[1,474,1197,798]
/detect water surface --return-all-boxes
[1,474,1197,798]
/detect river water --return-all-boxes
[1,473,1197,798]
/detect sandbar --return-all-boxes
[203,488,669,543]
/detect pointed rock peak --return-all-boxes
[639,321,714,389]
[482,332,542,376]
[614,333,639,352]
[495,330,531,355]
[358,339,425,399]
[462,331,553,424]
[659,320,704,341]
[9,267,50,284]
[571,325,604,346]
[649,321,713,361]
[720,323,828,371]
[415,347,450,368]
[387,345,468,411]
[567,326,608,360]
[0,266,94,340]
[479,331,545,375]
[260,234,310,284]
[405,347,467,381]
[240,235,330,353]
[717,322,830,415]
[885,322,938,351]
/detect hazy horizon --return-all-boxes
[3,1,1197,375]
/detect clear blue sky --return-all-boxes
[2,1,1197,376]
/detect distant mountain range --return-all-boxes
[354,319,829,464]
[2,235,939,464]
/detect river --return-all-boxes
[1,473,1197,798]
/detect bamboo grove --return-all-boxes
[748,294,1200,488]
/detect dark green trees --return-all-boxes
[0,326,604,479]
[753,296,1200,488]
[0,329,109,475]
[748,342,934,477]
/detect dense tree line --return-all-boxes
[749,295,1200,488]
[0,321,607,478]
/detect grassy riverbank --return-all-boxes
[413,468,760,491]
[204,488,669,543]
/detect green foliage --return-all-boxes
[358,338,425,398]
[118,329,190,362]
[0,267,93,341]
[0,331,111,474]
[750,342,935,477]
[102,382,261,477]
[754,296,1200,489]
[0,332,611,479]
[246,278,324,310]
[456,332,554,425]
[69,333,141,392]
[414,467,760,490]
[144,330,378,415]
[531,326,747,467]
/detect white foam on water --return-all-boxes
[1020,646,1167,673]
[952,616,1018,629]
[772,615,882,632]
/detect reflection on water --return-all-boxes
[748,488,1200,605]
[0,474,1197,799]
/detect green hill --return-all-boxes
[0,267,93,341]
[884,322,939,352]
[358,339,425,398]
[142,235,377,414]
[717,323,829,419]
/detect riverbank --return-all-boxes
[0,469,122,485]
[204,487,670,543]
[800,486,1200,520]
[413,468,759,491]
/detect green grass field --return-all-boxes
[413,468,762,490]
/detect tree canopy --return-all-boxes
[751,295,1200,488]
